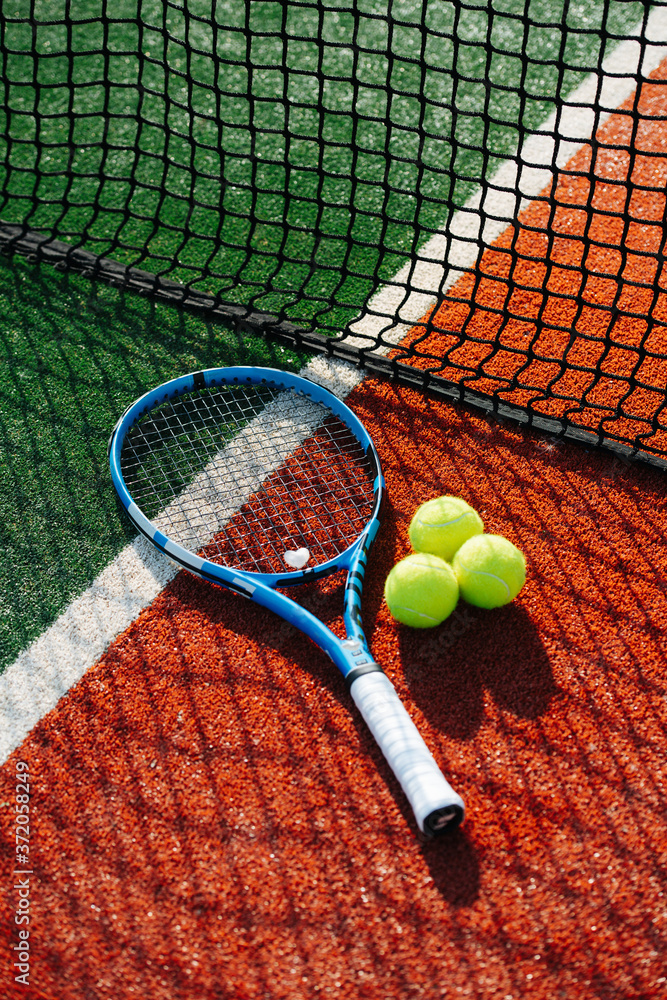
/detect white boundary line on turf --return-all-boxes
[346,6,667,351]
[1,12,666,763]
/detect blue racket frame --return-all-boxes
[110,365,466,836]
[109,366,385,685]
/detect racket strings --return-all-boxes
[120,381,376,575]
[204,416,373,572]
[122,384,276,513]
[217,419,372,573]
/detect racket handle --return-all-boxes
[349,671,465,836]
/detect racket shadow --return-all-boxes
[420,827,481,907]
[174,569,482,905]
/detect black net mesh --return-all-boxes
[1,1,666,465]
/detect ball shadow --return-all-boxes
[398,601,561,741]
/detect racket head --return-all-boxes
[109,367,383,587]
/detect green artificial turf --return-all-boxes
[0,254,310,672]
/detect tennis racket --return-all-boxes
[108,366,464,836]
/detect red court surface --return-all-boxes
[2,375,666,1000]
[396,60,667,459]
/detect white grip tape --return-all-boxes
[349,671,464,832]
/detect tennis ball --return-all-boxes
[452,534,526,609]
[409,495,484,562]
[384,552,459,628]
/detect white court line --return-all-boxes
[1,12,665,763]
[346,6,667,351]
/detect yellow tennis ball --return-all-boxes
[452,534,526,609]
[409,495,484,562]
[384,553,459,628]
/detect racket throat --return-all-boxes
[337,634,383,690]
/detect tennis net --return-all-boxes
[1,1,666,464]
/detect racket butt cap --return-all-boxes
[422,803,465,838]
